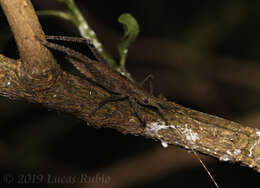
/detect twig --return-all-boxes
[0,0,58,91]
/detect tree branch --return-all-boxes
[0,0,260,174]
[0,0,58,91]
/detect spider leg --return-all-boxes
[140,73,154,94]
[65,56,96,81]
[36,36,92,63]
[129,96,147,127]
[89,94,127,116]
[45,35,108,65]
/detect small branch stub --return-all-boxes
[0,0,59,91]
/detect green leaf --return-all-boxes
[39,0,118,70]
[117,13,140,69]
[37,10,73,21]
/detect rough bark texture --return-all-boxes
[1,0,260,173]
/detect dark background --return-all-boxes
[0,0,260,187]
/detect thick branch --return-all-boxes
[0,0,58,91]
[0,0,260,174]
[1,54,260,172]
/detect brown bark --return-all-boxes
[0,0,260,173]
[0,0,58,91]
